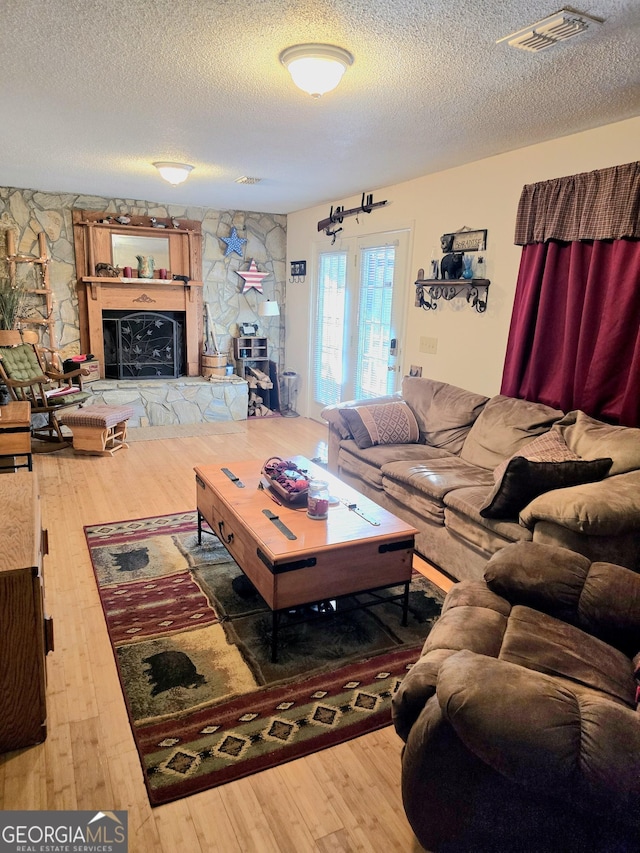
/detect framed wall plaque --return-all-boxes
[441,229,487,253]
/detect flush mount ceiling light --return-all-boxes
[153,162,194,186]
[279,43,354,97]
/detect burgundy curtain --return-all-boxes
[501,238,640,426]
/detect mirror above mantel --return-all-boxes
[111,234,170,271]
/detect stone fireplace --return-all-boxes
[72,210,248,425]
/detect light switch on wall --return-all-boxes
[420,336,438,355]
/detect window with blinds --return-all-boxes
[355,244,395,399]
[313,251,347,407]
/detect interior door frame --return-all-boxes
[307,227,411,421]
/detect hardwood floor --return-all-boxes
[0,417,433,852]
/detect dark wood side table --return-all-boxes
[0,470,52,751]
[0,401,32,471]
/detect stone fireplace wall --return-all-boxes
[0,187,286,373]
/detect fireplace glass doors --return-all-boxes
[103,310,185,379]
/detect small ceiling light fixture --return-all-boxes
[280,43,354,97]
[153,162,194,186]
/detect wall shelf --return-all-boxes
[414,270,490,313]
[78,220,196,236]
[5,231,58,361]
[233,336,273,415]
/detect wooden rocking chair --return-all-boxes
[0,332,92,442]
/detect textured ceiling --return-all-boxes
[2,0,640,214]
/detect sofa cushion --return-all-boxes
[382,457,494,502]
[380,458,494,526]
[402,376,489,454]
[554,411,640,476]
[443,485,533,548]
[423,595,509,659]
[340,400,419,449]
[480,456,613,520]
[500,606,635,706]
[520,469,640,537]
[382,477,447,523]
[338,440,450,490]
[460,395,565,470]
[423,586,635,706]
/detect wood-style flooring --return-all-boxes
[0,417,443,852]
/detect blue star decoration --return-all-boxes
[221,227,247,257]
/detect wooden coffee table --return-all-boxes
[195,455,417,661]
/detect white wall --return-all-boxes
[285,115,640,416]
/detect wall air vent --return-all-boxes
[235,176,262,184]
[497,9,603,52]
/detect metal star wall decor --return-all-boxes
[221,226,247,257]
[237,259,268,293]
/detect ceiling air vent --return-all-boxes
[235,176,262,184]
[497,9,603,52]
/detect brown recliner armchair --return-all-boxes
[392,541,640,852]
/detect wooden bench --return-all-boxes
[59,405,134,456]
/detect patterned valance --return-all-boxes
[514,161,640,246]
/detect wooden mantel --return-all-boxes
[73,210,204,377]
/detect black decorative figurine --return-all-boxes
[440,252,464,280]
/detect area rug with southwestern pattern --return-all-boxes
[85,511,445,806]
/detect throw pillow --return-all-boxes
[480,430,613,519]
[554,410,640,476]
[492,429,582,483]
[339,401,420,449]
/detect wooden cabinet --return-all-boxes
[0,401,32,471]
[0,472,52,752]
[233,336,268,364]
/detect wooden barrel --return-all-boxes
[202,353,227,377]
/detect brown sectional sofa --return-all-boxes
[322,376,640,581]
